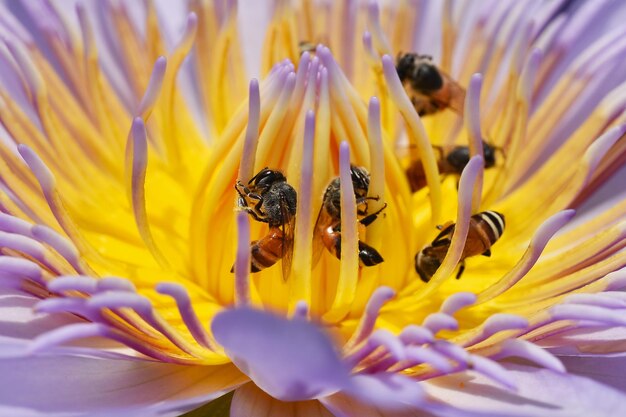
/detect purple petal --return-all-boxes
[0,354,247,416]
[211,307,351,401]
[424,363,626,416]
[0,289,80,343]
[343,373,426,411]
[556,353,626,393]
[230,383,334,417]
[322,392,483,417]
[539,325,626,354]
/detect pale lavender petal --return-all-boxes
[0,354,246,417]
[343,373,425,411]
[0,289,80,342]
[211,307,351,401]
[556,353,626,393]
[230,383,334,417]
[424,363,626,417]
[539,326,626,354]
[322,392,485,417]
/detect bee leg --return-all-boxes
[356,196,380,216]
[358,241,384,266]
[359,203,388,227]
[436,221,454,231]
[234,181,247,198]
[482,249,491,257]
[253,197,268,216]
[356,195,380,204]
[241,206,269,223]
[455,262,466,279]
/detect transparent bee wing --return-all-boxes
[280,195,296,282]
[442,73,466,115]
[431,223,455,247]
[311,207,327,268]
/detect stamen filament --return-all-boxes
[366,1,392,56]
[381,55,442,224]
[17,145,103,263]
[326,142,359,321]
[238,79,261,183]
[475,209,575,304]
[465,74,485,213]
[291,111,316,308]
[136,57,167,121]
[126,117,171,271]
[234,211,251,307]
[345,286,395,351]
[416,156,483,299]
[156,282,220,352]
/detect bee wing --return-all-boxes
[441,73,466,115]
[280,195,296,282]
[431,223,455,247]
[311,207,325,268]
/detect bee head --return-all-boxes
[250,168,286,193]
[412,59,444,92]
[350,165,370,199]
[415,250,442,283]
[482,141,496,168]
[396,53,417,82]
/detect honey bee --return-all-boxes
[405,141,497,192]
[396,53,466,116]
[314,165,387,267]
[298,40,317,55]
[415,211,505,282]
[233,168,297,280]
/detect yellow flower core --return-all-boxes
[2,0,626,373]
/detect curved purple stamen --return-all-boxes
[156,282,218,351]
[440,292,477,315]
[345,286,395,350]
[470,355,517,390]
[234,211,251,306]
[399,325,435,345]
[96,276,136,292]
[238,79,261,183]
[476,209,576,303]
[135,57,167,119]
[423,313,459,334]
[47,275,99,293]
[494,339,565,373]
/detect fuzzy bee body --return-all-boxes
[406,141,497,192]
[249,227,287,272]
[415,211,505,282]
[314,165,386,267]
[234,168,297,280]
[396,53,466,117]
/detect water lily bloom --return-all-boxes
[3,0,626,416]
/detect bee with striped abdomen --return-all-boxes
[233,168,297,280]
[396,52,466,117]
[405,141,497,192]
[415,211,505,282]
[314,165,386,267]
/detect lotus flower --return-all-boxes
[1,0,626,416]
